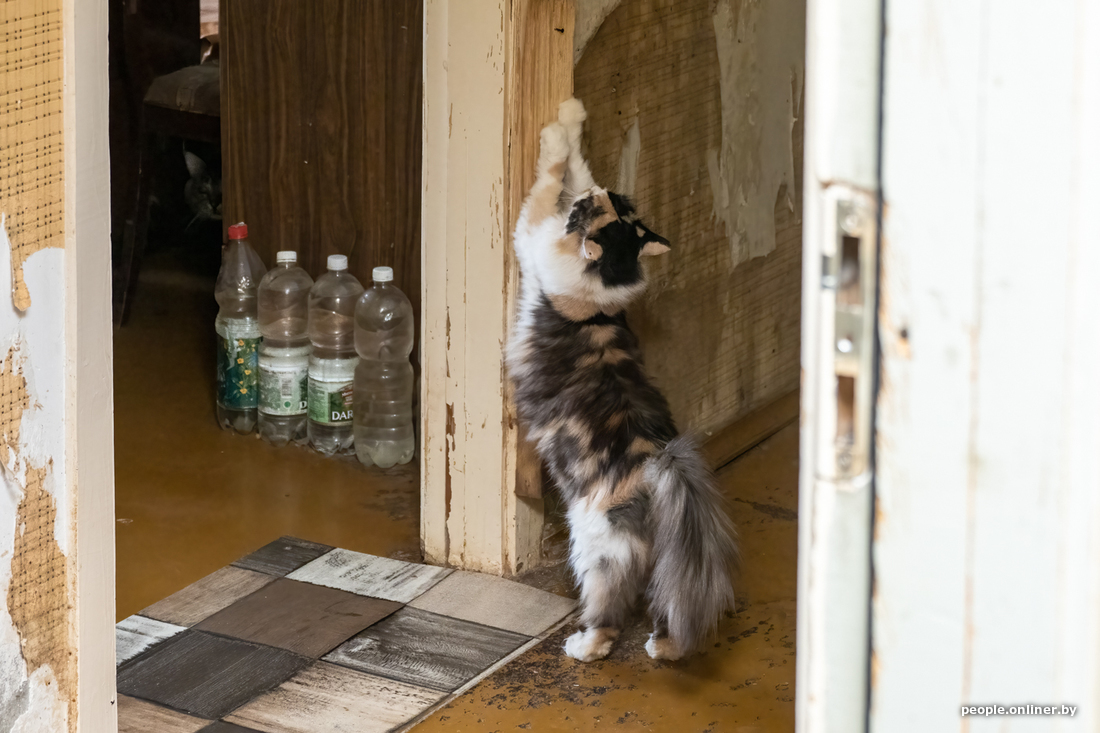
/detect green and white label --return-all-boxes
[308,357,356,425]
[259,358,308,416]
[216,320,261,411]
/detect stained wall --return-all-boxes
[574,0,805,435]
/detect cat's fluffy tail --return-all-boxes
[644,434,739,658]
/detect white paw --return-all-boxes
[558,98,587,129]
[645,634,683,661]
[540,122,570,163]
[564,629,614,663]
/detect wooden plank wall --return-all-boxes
[574,0,805,436]
[221,0,423,318]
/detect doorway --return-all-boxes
[109,0,425,620]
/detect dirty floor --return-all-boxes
[418,422,799,733]
[114,246,798,730]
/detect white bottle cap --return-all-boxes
[328,254,348,271]
[373,266,394,282]
[276,251,297,263]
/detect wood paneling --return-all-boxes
[221,0,423,324]
[703,389,800,471]
[324,607,528,693]
[196,578,401,657]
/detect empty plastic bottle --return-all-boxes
[307,254,364,455]
[354,267,415,468]
[215,222,267,434]
[258,251,314,446]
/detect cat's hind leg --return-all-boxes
[564,500,648,662]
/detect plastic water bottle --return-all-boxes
[307,254,364,455]
[215,222,266,434]
[354,267,415,468]
[258,251,314,446]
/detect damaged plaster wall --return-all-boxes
[0,226,73,732]
[0,0,76,728]
[575,0,805,434]
[710,0,804,264]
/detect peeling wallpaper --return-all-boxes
[0,0,74,728]
[575,0,805,434]
[0,234,72,732]
[709,0,804,265]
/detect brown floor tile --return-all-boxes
[225,661,444,733]
[195,578,403,657]
[231,536,334,577]
[324,606,530,692]
[118,695,209,733]
[142,566,276,627]
[117,630,311,720]
[409,569,576,636]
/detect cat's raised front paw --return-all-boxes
[558,98,587,129]
[563,628,617,663]
[539,122,571,164]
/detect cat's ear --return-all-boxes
[638,226,670,257]
[184,150,206,179]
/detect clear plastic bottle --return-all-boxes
[215,222,267,434]
[354,267,415,468]
[307,254,364,455]
[258,251,314,446]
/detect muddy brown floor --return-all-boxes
[114,245,797,729]
[417,422,798,732]
[114,247,421,621]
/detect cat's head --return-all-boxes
[184,150,223,222]
[558,187,669,306]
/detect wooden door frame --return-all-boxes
[420,0,574,575]
[68,0,117,727]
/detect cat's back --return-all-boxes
[513,293,673,439]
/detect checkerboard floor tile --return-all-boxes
[117,538,575,732]
[323,607,529,692]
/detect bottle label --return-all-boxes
[308,359,356,425]
[216,321,260,410]
[259,360,309,417]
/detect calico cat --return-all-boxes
[507,99,739,662]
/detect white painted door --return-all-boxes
[799,1,1100,731]
[796,0,881,731]
[871,1,1100,731]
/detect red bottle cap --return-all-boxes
[228,222,248,239]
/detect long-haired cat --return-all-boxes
[507,99,739,662]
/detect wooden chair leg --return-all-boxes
[115,126,156,327]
